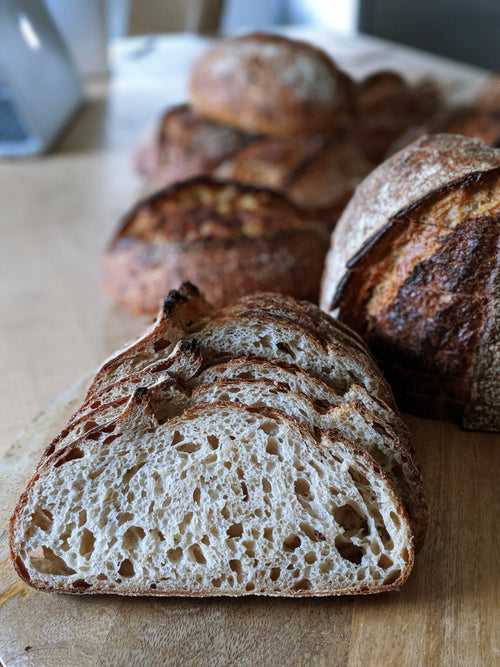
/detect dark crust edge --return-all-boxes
[330,166,500,310]
[108,176,319,250]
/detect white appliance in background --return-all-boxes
[0,0,83,156]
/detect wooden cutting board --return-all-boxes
[0,381,499,667]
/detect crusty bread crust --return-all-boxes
[189,32,354,137]
[104,177,330,314]
[321,134,500,430]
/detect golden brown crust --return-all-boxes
[355,71,443,162]
[189,32,354,137]
[321,135,500,430]
[218,134,372,228]
[104,178,330,314]
[388,107,500,156]
[142,104,256,188]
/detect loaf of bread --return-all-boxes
[216,134,372,228]
[104,178,330,314]
[189,33,354,137]
[321,134,500,431]
[388,106,500,156]
[10,285,424,596]
[355,71,443,162]
[135,104,255,188]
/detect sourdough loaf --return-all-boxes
[217,134,372,228]
[135,104,255,188]
[10,286,422,596]
[38,285,427,548]
[321,134,500,431]
[104,177,330,314]
[388,107,500,156]
[189,33,354,137]
[355,71,443,162]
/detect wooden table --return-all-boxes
[0,30,497,667]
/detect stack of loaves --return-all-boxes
[10,284,426,597]
[108,33,439,315]
[135,33,440,223]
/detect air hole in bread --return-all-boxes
[227,523,243,538]
[167,547,183,563]
[188,543,206,565]
[178,512,193,534]
[260,420,278,435]
[79,528,95,559]
[151,528,165,543]
[259,335,272,349]
[270,567,281,581]
[97,573,107,581]
[31,508,53,532]
[293,578,311,591]
[78,509,87,527]
[332,504,368,535]
[171,431,183,445]
[262,478,272,493]
[229,559,242,574]
[319,559,333,574]
[207,435,219,450]
[123,462,146,484]
[245,581,255,592]
[283,534,301,551]
[176,442,200,454]
[390,511,401,529]
[266,437,280,456]
[300,522,325,543]
[335,535,363,564]
[370,540,381,555]
[150,583,157,590]
[400,547,410,563]
[240,480,249,501]
[30,547,76,576]
[304,551,317,564]
[384,569,401,585]
[294,478,311,498]
[153,338,170,352]
[378,554,393,570]
[223,461,232,470]
[118,559,135,577]
[72,579,91,590]
[277,342,296,359]
[84,421,98,433]
[212,577,222,588]
[54,447,84,468]
[201,535,210,546]
[117,512,134,526]
[193,487,201,505]
[123,526,145,550]
[201,453,217,465]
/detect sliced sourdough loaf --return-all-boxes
[191,377,426,549]
[11,285,424,596]
[10,395,413,597]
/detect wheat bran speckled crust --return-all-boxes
[321,134,500,430]
[104,177,330,314]
[189,32,354,137]
[9,397,415,598]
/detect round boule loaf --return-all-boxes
[320,134,500,431]
[104,177,330,314]
[189,33,354,137]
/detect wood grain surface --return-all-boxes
[0,31,496,667]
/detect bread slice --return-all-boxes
[10,391,414,597]
[191,376,426,549]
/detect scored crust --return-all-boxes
[104,177,330,314]
[320,134,500,429]
[189,32,354,137]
